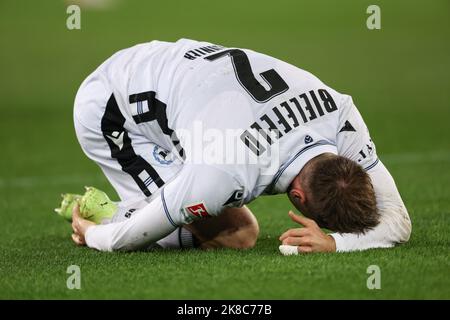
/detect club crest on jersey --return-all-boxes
[304,135,313,144]
[153,145,174,165]
[185,202,210,218]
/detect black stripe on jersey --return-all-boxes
[101,93,164,197]
[364,158,379,171]
[129,91,185,159]
[161,187,177,227]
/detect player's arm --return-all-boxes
[72,165,240,252]
[279,167,411,255]
[73,194,178,252]
[280,95,412,253]
[330,95,412,252]
[329,160,411,252]
[327,96,412,252]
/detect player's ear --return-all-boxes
[289,187,307,206]
[288,175,307,206]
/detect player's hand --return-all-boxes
[71,204,96,246]
[279,211,336,253]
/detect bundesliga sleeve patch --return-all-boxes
[185,202,210,218]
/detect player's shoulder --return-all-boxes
[96,41,165,71]
[264,56,347,108]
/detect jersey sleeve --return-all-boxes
[84,165,242,251]
[161,164,243,225]
[336,95,379,170]
[85,193,178,252]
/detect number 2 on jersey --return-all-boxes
[204,49,289,103]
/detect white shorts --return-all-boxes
[73,70,183,203]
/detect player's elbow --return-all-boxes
[389,206,412,245]
[399,211,412,243]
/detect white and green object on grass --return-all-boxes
[54,193,82,222]
[55,186,117,224]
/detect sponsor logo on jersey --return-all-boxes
[339,120,356,133]
[223,189,245,206]
[185,202,210,217]
[106,131,125,150]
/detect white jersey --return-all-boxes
[81,39,376,215]
[74,39,410,252]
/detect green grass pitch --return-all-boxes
[0,0,449,299]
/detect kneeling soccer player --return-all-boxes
[60,39,411,253]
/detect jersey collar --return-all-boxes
[267,142,338,194]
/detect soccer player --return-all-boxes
[69,39,411,253]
